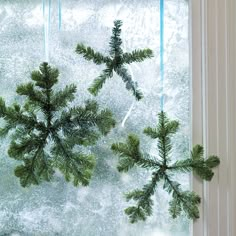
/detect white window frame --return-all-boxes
[191,0,236,235]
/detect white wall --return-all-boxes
[192,0,236,235]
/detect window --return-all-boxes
[4,0,230,235]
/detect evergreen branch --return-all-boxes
[191,145,220,180]
[125,171,161,223]
[111,135,161,172]
[51,84,77,110]
[163,174,201,219]
[0,97,7,116]
[144,111,179,139]
[168,145,220,180]
[65,128,100,147]
[168,159,194,173]
[8,133,44,160]
[31,62,59,89]
[95,108,116,135]
[76,20,153,99]
[55,100,115,138]
[109,20,123,56]
[16,83,47,107]
[191,144,204,159]
[13,132,51,187]
[88,68,113,96]
[71,100,105,128]
[51,133,95,186]
[53,104,101,146]
[35,152,54,182]
[0,123,15,137]
[115,66,143,100]
[111,134,141,172]
[0,62,115,188]
[143,127,159,139]
[156,112,180,137]
[76,43,110,64]
[112,111,219,222]
[52,109,74,135]
[168,150,220,181]
[14,150,54,187]
[156,112,179,163]
[122,49,154,64]
[15,161,40,187]
[205,155,220,168]
[0,101,40,137]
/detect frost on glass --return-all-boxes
[0,0,190,235]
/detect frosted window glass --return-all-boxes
[0,0,190,235]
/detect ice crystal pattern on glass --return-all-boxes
[0,0,190,235]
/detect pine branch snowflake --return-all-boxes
[111,111,220,223]
[0,62,116,187]
[76,20,154,100]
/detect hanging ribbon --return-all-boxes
[42,0,51,62]
[121,101,135,127]
[58,0,62,30]
[42,0,45,18]
[42,0,46,61]
[160,0,164,111]
[43,0,62,61]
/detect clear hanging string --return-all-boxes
[160,0,164,111]
[121,36,137,127]
[121,64,136,127]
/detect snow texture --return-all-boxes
[0,0,190,235]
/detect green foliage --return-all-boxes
[111,111,220,223]
[76,20,154,100]
[0,62,115,188]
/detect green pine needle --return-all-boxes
[0,62,116,187]
[76,43,110,65]
[76,20,154,100]
[111,111,220,223]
